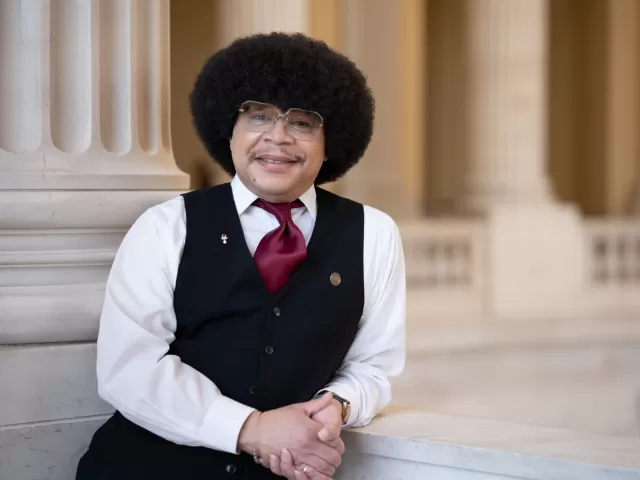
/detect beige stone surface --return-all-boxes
[394,320,640,438]
[341,407,640,479]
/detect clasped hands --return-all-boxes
[238,392,345,479]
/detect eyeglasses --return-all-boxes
[238,100,324,140]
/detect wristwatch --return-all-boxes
[315,390,351,425]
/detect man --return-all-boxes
[76,32,405,480]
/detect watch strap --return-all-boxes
[315,390,350,424]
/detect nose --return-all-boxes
[263,117,293,143]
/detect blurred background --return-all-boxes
[170,0,640,439]
[1,2,640,477]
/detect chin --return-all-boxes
[254,175,296,192]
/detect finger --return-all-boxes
[281,449,298,480]
[294,470,310,480]
[259,455,270,469]
[323,437,345,455]
[317,425,341,442]
[294,452,337,477]
[294,464,331,480]
[304,392,333,417]
[270,454,283,477]
[310,442,342,468]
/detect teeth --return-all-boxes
[262,159,290,164]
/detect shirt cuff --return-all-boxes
[197,395,256,454]
[318,383,359,427]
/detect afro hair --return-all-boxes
[189,32,375,185]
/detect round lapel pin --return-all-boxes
[330,272,341,286]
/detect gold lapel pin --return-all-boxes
[330,272,341,286]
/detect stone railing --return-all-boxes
[401,220,487,322]
[401,216,640,321]
[584,218,640,313]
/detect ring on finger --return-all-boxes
[252,448,262,464]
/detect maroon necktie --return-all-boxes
[253,198,307,294]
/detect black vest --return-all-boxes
[79,184,365,480]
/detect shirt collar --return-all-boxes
[230,175,317,220]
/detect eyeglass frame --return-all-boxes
[237,100,324,138]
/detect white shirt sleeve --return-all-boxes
[96,199,255,455]
[321,206,407,427]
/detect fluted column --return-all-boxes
[0,3,188,474]
[461,0,552,212]
[0,0,188,331]
[0,0,187,190]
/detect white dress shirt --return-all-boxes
[96,175,406,456]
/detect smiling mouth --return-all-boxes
[258,157,296,164]
[252,152,302,165]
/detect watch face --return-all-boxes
[342,403,351,424]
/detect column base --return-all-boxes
[484,202,585,320]
[0,151,190,190]
[0,189,187,344]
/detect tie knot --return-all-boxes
[253,198,304,223]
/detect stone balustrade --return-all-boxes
[401,216,640,324]
[584,219,640,312]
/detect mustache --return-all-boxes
[248,150,306,163]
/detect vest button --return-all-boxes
[265,345,274,355]
[225,464,237,473]
[249,385,257,395]
[273,307,281,316]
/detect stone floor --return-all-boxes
[391,319,640,438]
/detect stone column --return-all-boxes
[458,0,584,320]
[219,0,309,42]
[461,0,552,211]
[340,0,424,220]
[604,0,640,214]
[0,1,188,477]
[0,0,188,332]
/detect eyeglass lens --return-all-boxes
[239,101,323,138]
